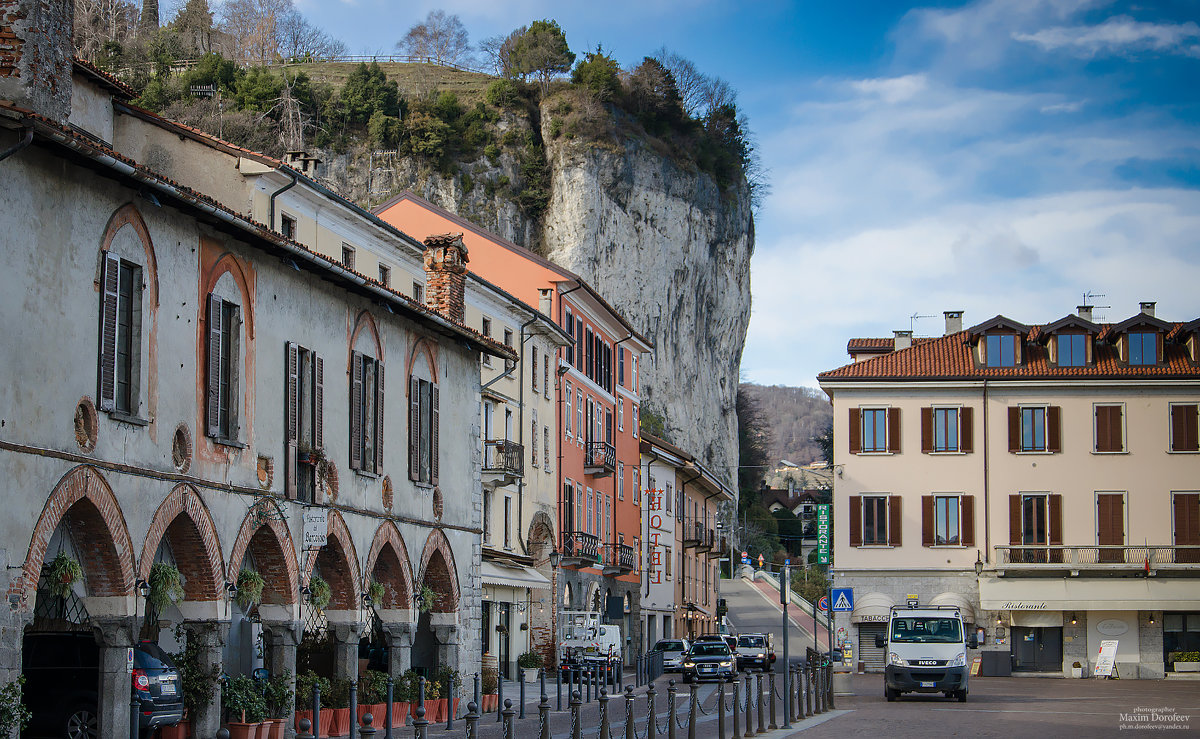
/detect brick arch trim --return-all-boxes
[363,521,415,605]
[99,203,160,308]
[407,338,439,384]
[137,484,225,601]
[226,500,299,605]
[527,511,556,553]
[202,249,256,340]
[22,465,136,606]
[301,509,361,578]
[350,310,384,363]
[417,528,459,613]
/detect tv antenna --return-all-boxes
[1081,291,1111,320]
[910,312,935,334]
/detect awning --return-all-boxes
[928,592,976,624]
[481,560,551,590]
[851,592,895,623]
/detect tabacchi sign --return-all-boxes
[646,487,667,584]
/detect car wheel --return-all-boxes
[885,686,897,702]
[64,703,99,739]
[957,690,967,703]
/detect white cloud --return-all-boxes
[1013,16,1200,57]
[851,74,928,104]
[1040,100,1084,114]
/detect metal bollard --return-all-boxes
[502,698,516,739]
[350,680,358,739]
[717,678,726,739]
[217,731,230,739]
[625,685,637,739]
[667,679,678,739]
[816,665,824,714]
[475,672,481,714]
[314,681,323,739]
[466,700,480,739]
[586,666,592,703]
[599,687,612,739]
[731,678,740,739]
[687,680,698,739]
[557,662,563,712]
[498,673,504,722]
[360,712,377,739]
[646,680,657,739]
[385,676,395,739]
[412,703,429,739]
[297,718,314,739]
[130,686,139,739]
[447,673,456,730]
[827,661,836,710]
[768,671,777,730]
[756,674,765,735]
[416,676,428,737]
[571,689,583,739]
[520,669,527,719]
[539,678,552,739]
[743,673,753,739]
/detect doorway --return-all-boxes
[1011,626,1063,671]
[498,602,512,679]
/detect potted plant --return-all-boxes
[308,576,332,611]
[357,669,388,726]
[148,562,186,614]
[480,666,498,713]
[366,579,385,607]
[434,665,459,721]
[517,651,543,684]
[415,583,436,613]
[1070,661,1083,678]
[294,671,332,736]
[236,568,265,612]
[0,676,32,737]
[1170,651,1200,672]
[390,670,419,729]
[223,674,267,739]
[169,626,221,739]
[262,671,294,739]
[324,677,352,736]
[45,552,82,599]
[424,674,444,723]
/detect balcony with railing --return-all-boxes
[482,439,523,487]
[561,531,601,566]
[682,519,704,549]
[601,542,636,575]
[994,545,1200,575]
[583,441,615,477]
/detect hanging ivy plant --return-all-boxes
[416,583,437,613]
[45,553,82,599]
[308,576,332,611]
[367,579,385,607]
[236,568,265,611]
[148,562,185,613]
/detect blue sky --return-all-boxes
[293,0,1200,388]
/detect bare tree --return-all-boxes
[169,0,215,55]
[700,76,737,118]
[74,0,138,62]
[278,8,346,60]
[217,0,292,63]
[652,47,708,117]
[395,9,470,65]
[478,27,524,77]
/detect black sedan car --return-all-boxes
[680,642,737,683]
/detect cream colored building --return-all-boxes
[819,306,1200,679]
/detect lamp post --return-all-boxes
[548,548,561,669]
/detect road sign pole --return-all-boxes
[781,563,791,729]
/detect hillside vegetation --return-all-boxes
[739,384,832,467]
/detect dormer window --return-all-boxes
[986,334,1016,367]
[1057,334,1086,367]
[1128,332,1157,366]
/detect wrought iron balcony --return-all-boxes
[602,542,637,575]
[561,531,601,566]
[584,441,615,477]
[683,519,703,548]
[994,545,1200,574]
[482,439,523,487]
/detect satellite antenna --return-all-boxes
[910,312,935,334]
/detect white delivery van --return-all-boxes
[559,611,623,684]
[874,604,977,702]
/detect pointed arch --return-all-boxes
[226,501,299,605]
[407,337,439,384]
[22,466,136,606]
[201,248,256,340]
[417,529,459,613]
[99,202,159,308]
[527,511,556,558]
[137,484,225,602]
[364,521,415,610]
[350,309,384,363]
[302,509,361,610]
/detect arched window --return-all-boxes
[408,344,438,484]
[350,319,384,474]
[98,217,151,421]
[206,272,244,442]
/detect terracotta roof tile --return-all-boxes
[72,58,135,99]
[847,337,936,353]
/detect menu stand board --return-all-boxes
[1093,639,1119,678]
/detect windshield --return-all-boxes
[655,641,685,652]
[688,644,730,658]
[890,617,963,644]
[738,636,765,648]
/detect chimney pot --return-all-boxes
[1140,301,1156,317]
[422,233,469,322]
[538,288,553,317]
[1077,305,1093,321]
[944,311,963,336]
[893,330,913,351]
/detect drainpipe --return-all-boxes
[0,126,33,162]
[555,282,584,550]
[267,169,299,233]
[517,312,538,556]
[983,380,990,564]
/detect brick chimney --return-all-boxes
[893,330,912,351]
[1077,305,1093,321]
[944,310,963,336]
[0,0,74,123]
[422,233,468,323]
[1139,301,1156,317]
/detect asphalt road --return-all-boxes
[723,576,825,658]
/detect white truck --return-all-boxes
[874,604,977,702]
[558,611,622,684]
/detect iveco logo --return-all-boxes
[917,660,937,665]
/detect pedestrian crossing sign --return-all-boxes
[831,588,854,612]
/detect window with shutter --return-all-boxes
[960,407,974,453]
[933,495,959,545]
[1170,404,1199,452]
[860,408,887,452]
[1173,494,1200,564]
[1094,404,1124,453]
[288,343,324,502]
[543,354,550,399]
[932,407,959,452]
[1097,493,1124,562]
[861,496,888,545]
[961,496,975,547]
[848,496,863,547]
[887,408,901,453]
[206,295,240,442]
[532,346,538,391]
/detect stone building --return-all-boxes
[819,307,1200,678]
[0,5,514,735]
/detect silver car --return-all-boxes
[653,638,690,672]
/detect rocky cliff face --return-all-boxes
[319,106,753,484]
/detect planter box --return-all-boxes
[390,701,409,728]
[357,703,386,727]
[1176,662,1200,672]
[327,707,351,736]
[294,710,333,736]
[225,722,260,739]
[482,694,498,712]
[1070,667,1083,678]
[522,668,540,684]
[263,718,285,739]
[160,722,189,739]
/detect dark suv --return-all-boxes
[22,632,184,738]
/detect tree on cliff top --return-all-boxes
[510,20,575,94]
[396,10,471,65]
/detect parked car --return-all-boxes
[681,642,737,683]
[23,632,184,738]
[652,639,690,672]
[735,633,772,672]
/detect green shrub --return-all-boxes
[0,676,31,736]
[359,669,389,704]
[368,111,401,148]
[262,670,294,719]
[570,50,621,100]
[223,674,266,722]
[485,79,520,108]
[295,671,331,709]
[549,118,563,138]
[461,172,474,194]
[484,144,501,164]
[325,677,352,709]
[517,651,543,670]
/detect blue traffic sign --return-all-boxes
[831,588,854,612]
[783,559,790,567]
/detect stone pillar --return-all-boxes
[329,620,364,682]
[92,616,136,739]
[381,622,415,680]
[262,620,301,739]
[181,620,230,739]
[433,623,459,672]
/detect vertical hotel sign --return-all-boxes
[816,504,831,565]
[646,486,666,584]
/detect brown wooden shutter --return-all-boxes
[350,351,363,471]
[408,375,420,481]
[1008,407,1020,452]
[1047,406,1062,453]
[205,294,223,438]
[98,252,121,413]
[431,384,440,485]
[848,496,862,547]
[1009,495,1022,545]
[1095,406,1111,452]
[1048,494,1063,545]
[128,266,143,416]
[848,408,861,454]
[1175,494,1200,545]
[960,407,974,453]
[374,363,385,474]
[1172,405,1199,452]
[961,496,975,547]
[285,342,299,499]
[921,496,934,546]
[1097,494,1123,547]
[227,304,240,440]
[314,355,324,450]
[888,496,902,546]
[887,408,901,453]
[920,408,933,453]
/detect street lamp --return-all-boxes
[974,551,984,576]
